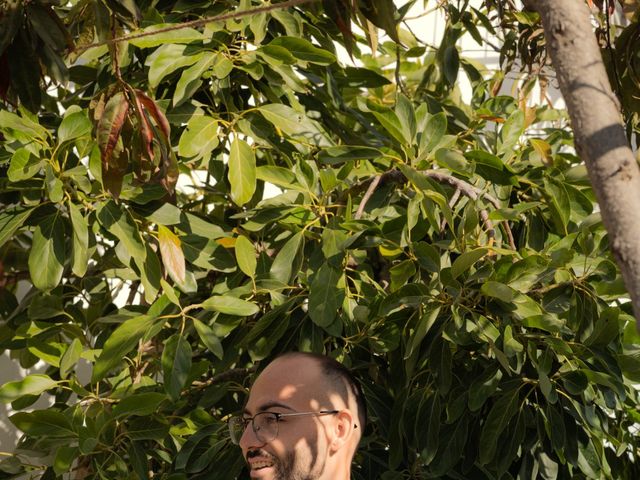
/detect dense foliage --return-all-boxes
[1,0,640,478]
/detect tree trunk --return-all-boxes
[530,0,640,330]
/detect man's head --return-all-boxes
[233,352,366,480]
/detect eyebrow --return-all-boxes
[243,401,295,415]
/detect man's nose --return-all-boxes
[239,421,266,452]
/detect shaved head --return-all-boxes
[237,352,366,480]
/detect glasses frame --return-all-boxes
[228,410,339,444]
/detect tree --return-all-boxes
[1,0,639,479]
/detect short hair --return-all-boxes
[275,352,367,430]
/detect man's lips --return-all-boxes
[248,458,274,470]
[246,450,276,471]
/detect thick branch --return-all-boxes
[424,170,516,250]
[531,0,640,329]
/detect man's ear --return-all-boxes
[329,409,356,452]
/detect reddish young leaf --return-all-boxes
[134,90,170,138]
[97,92,129,165]
[131,89,155,162]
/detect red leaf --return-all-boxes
[134,89,170,138]
[97,91,129,164]
[132,89,155,162]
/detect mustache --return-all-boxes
[246,449,276,461]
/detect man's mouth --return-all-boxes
[249,459,274,470]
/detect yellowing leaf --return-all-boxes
[158,225,186,283]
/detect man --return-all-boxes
[228,352,367,480]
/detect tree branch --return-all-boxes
[423,170,517,250]
[531,0,640,330]
[355,175,382,219]
[75,0,318,53]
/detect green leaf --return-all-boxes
[270,231,304,283]
[28,212,66,290]
[228,138,256,207]
[92,314,157,382]
[371,109,407,145]
[212,53,234,79]
[178,115,219,159]
[58,111,91,143]
[129,25,204,48]
[256,165,297,189]
[8,148,42,182]
[235,235,257,278]
[435,148,473,177]
[0,374,59,403]
[146,44,203,88]
[451,247,488,279]
[162,333,192,401]
[308,263,343,328]
[395,94,416,144]
[258,104,323,137]
[544,177,571,235]
[59,338,83,379]
[498,110,525,156]
[173,54,215,107]
[442,45,460,85]
[269,37,336,65]
[10,410,75,438]
[468,367,502,412]
[96,200,147,263]
[0,206,33,248]
[201,295,259,316]
[113,392,167,418]
[479,387,521,464]
[127,417,170,441]
[69,202,90,277]
[193,319,224,360]
[405,307,440,360]
[53,445,78,475]
[419,112,447,157]
[417,394,441,465]
[0,109,48,140]
[257,44,296,65]
[481,281,514,302]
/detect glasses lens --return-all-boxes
[253,412,279,443]
[228,416,248,444]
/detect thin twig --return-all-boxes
[355,175,382,219]
[440,187,461,231]
[395,46,408,96]
[479,209,496,246]
[192,366,257,391]
[75,0,318,54]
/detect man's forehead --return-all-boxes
[245,356,325,410]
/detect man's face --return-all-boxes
[238,356,336,480]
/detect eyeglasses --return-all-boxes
[228,410,339,444]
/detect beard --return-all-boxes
[247,449,322,480]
